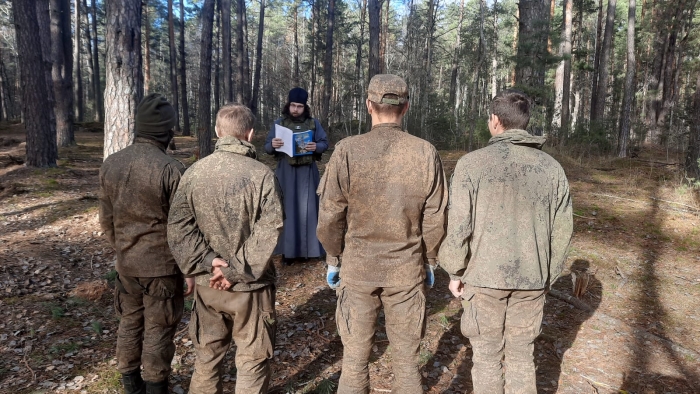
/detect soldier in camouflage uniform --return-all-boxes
[317,74,448,394]
[99,93,193,394]
[167,104,283,394]
[438,90,573,394]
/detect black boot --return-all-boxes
[121,369,145,394]
[145,380,169,394]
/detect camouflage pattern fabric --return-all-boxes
[317,123,448,287]
[167,136,284,292]
[438,129,573,289]
[461,285,545,394]
[188,284,276,394]
[114,274,184,382]
[335,282,425,394]
[99,137,185,277]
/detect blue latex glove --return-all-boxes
[326,265,341,289]
[424,264,435,289]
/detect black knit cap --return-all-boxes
[288,87,308,105]
[135,93,177,143]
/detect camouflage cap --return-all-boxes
[368,74,408,105]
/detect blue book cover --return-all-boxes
[292,131,314,157]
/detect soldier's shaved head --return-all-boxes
[490,90,531,131]
[216,104,256,138]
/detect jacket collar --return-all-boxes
[370,122,402,132]
[488,129,546,149]
[134,136,167,152]
[215,136,257,159]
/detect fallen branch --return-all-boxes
[581,374,629,393]
[634,159,681,166]
[573,213,597,220]
[547,289,593,312]
[592,193,699,214]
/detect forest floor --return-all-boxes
[1,124,699,394]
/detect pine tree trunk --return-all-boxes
[368,0,381,80]
[197,0,216,158]
[82,0,94,113]
[103,0,143,158]
[250,0,265,115]
[143,3,151,96]
[74,0,83,122]
[686,72,700,180]
[91,0,102,122]
[449,0,464,108]
[321,0,335,124]
[618,0,635,157]
[553,0,572,137]
[242,4,251,104]
[51,0,74,147]
[292,2,300,85]
[514,0,550,95]
[235,0,245,103]
[221,0,232,103]
[179,0,190,135]
[13,0,57,167]
[591,0,617,124]
[214,0,220,112]
[355,0,366,134]
[380,0,389,73]
[37,0,58,150]
[590,0,604,120]
[168,0,180,131]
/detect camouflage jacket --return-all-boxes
[167,137,284,292]
[317,123,448,287]
[99,137,186,277]
[438,129,573,290]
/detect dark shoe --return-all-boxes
[145,380,169,394]
[121,369,145,394]
[282,258,294,266]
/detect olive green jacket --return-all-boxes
[167,137,284,291]
[99,138,185,277]
[438,129,573,290]
[317,123,448,287]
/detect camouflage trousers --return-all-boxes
[460,285,546,394]
[188,284,276,394]
[114,274,184,382]
[335,282,426,394]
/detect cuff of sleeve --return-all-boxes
[219,265,240,286]
[426,258,438,268]
[449,274,463,282]
[326,255,341,267]
[198,251,219,273]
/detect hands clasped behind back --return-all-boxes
[209,257,232,291]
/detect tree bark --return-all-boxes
[51,0,74,146]
[82,0,94,114]
[168,0,180,132]
[36,0,58,150]
[214,0,220,111]
[618,0,635,158]
[448,0,464,107]
[514,0,550,96]
[235,0,246,103]
[591,0,617,123]
[292,2,300,85]
[221,0,232,103]
[590,0,604,121]
[553,0,572,138]
[197,0,216,158]
[321,0,335,125]
[179,0,190,136]
[74,0,83,122]
[368,0,381,80]
[380,0,389,73]
[143,2,151,95]
[13,0,57,167]
[103,0,143,158]
[687,72,700,179]
[91,0,102,121]
[250,0,265,115]
[355,0,367,134]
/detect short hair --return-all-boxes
[216,103,255,138]
[369,95,407,117]
[490,90,530,130]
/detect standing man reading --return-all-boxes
[438,90,573,394]
[317,74,448,394]
[99,93,192,394]
[264,87,328,264]
[168,104,283,394]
